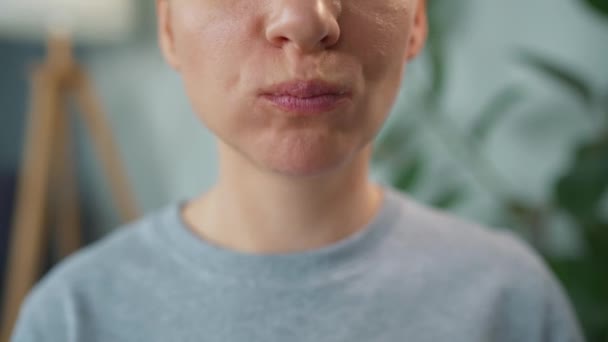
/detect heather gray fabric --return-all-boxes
[12,186,584,342]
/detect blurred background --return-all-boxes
[0,0,607,340]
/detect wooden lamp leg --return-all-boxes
[0,67,59,342]
[73,70,139,222]
[50,92,82,260]
[1,36,140,341]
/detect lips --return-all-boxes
[259,80,352,115]
[260,79,350,98]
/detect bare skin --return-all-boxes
[157,0,427,254]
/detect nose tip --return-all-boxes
[265,0,341,52]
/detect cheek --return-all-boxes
[171,6,264,135]
[173,5,258,95]
[341,2,413,84]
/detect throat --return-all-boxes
[180,183,384,255]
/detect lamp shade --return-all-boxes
[0,0,135,43]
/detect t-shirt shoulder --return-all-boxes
[11,205,173,341]
[389,192,583,341]
[390,191,554,283]
[17,204,170,313]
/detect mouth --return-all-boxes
[259,79,353,115]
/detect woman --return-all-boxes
[12,0,583,341]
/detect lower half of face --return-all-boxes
[176,2,413,178]
[185,64,405,178]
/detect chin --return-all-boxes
[232,128,368,178]
[259,147,357,179]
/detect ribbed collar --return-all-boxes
[151,184,403,286]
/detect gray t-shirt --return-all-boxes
[12,186,583,342]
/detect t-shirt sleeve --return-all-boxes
[495,231,585,342]
[10,278,72,342]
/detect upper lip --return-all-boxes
[260,79,351,98]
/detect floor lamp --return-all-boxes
[0,2,138,340]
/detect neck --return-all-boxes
[182,144,384,254]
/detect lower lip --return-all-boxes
[261,94,351,115]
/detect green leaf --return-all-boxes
[431,187,467,209]
[548,256,608,341]
[554,135,608,220]
[393,156,424,192]
[603,86,608,123]
[583,0,608,18]
[424,0,456,107]
[426,44,447,106]
[470,85,526,145]
[583,221,608,263]
[519,52,594,107]
[373,124,415,164]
